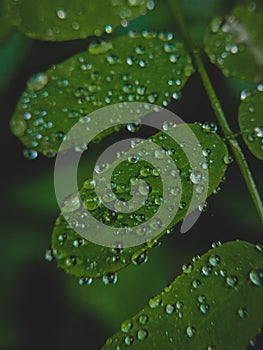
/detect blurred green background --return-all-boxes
[1,0,262,349]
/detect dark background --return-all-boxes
[0,0,262,349]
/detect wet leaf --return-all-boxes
[204,2,263,83]
[238,88,263,160]
[102,241,263,350]
[10,32,194,158]
[3,0,156,41]
[51,123,228,281]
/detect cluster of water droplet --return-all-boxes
[102,241,263,348]
[206,3,261,81]
[239,87,263,157]
[7,0,156,40]
[10,30,194,158]
[45,119,229,291]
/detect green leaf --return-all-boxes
[50,123,228,281]
[102,241,263,350]
[204,2,263,83]
[3,0,155,41]
[238,89,263,160]
[10,32,194,158]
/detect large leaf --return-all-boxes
[102,241,263,350]
[204,2,263,83]
[50,123,228,281]
[10,32,194,158]
[238,88,263,160]
[3,0,156,41]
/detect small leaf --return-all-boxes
[3,0,155,41]
[10,32,194,158]
[102,241,263,350]
[51,124,228,281]
[238,88,263,160]
[204,2,263,83]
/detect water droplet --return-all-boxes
[72,21,80,30]
[105,25,113,34]
[237,307,248,319]
[27,73,49,91]
[200,303,209,314]
[132,251,148,265]
[186,326,196,338]
[95,162,109,174]
[198,202,208,212]
[249,269,263,286]
[256,243,263,252]
[201,265,212,277]
[202,122,218,133]
[73,238,84,248]
[226,275,238,287]
[23,149,38,160]
[163,121,177,130]
[241,89,251,100]
[102,272,118,285]
[223,155,234,164]
[165,304,175,315]
[83,178,96,190]
[106,54,119,65]
[45,248,53,262]
[190,170,204,184]
[128,154,140,163]
[135,45,146,55]
[176,301,184,310]
[182,263,193,274]
[149,295,161,309]
[65,255,77,266]
[138,314,148,325]
[197,295,206,304]
[124,335,134,346]
[208,254,221,267]
[192,279,201,289]
[79,277,93,285]
[147,92,159,103]
[121,320,133,333]
[254,126,263,138]
[62,194,81,213]
[211,241,221,249]
[137,329,148,341]
[57,8,67,19]
[219,269,226,277]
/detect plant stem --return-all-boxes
[168,0,263,224]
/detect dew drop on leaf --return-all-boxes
[186,326,196,338]
[165,304,175,315]
[249,269,263,286]
[226,275,239,287]
[102,272,118,285]
[237,307,248,319]
[136,329,148,341]
[121,320,133,333]
[208,254,221,267]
